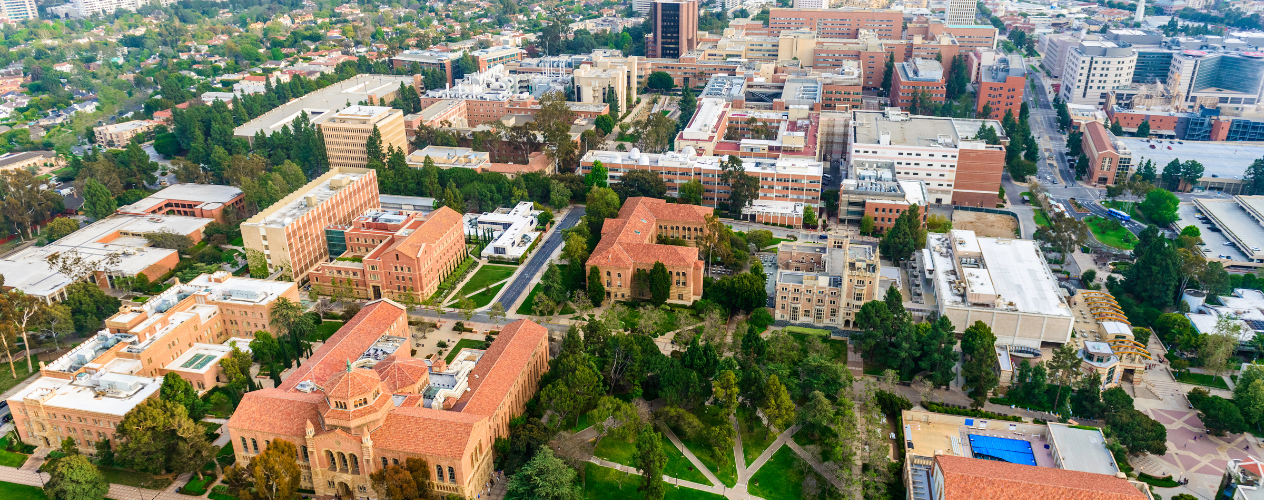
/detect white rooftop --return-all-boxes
[118,183,242,214]
[1047,423,1120,475]
[0,214,211,298]
[245,170,368,228]
[234,74,414,138]
[583,149,823,176]
[927,232,1069,316]
[9,372,161,416]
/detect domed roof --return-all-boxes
[323,363,383,399]
[374,355,430,393]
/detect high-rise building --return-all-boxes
[1058,41,1137,106]
[1167,51,1264,108]
[945,0,977,25]
[648,0,699,59]
[1134,0,1145,23]
[0,0,36,21]
[767,8,904,39]
[319,106,408,170]
[977,55,1027,120]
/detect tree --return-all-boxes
[1135,119,1151,137]
[1139,188,1179,225]
[1111,119,1124,136]
[44,218,78,242]
[646,71,674,91]
[1041,215,1089,255]
[880,52,895,95]
[269,298,307,365]
[160,372,206,421]
[44,454,108,500]
[880,204,925,262]
[1107,408,1168,455]
[1180,160,1205,190]
[860,215,876,236]
[1201,315,1242,378]
[1071,373,1105,419]
[762,374,796,432]
[634,427,667,500]
[615,169,667,201]
[919,315,958,387]
[1102,386,1134,416]
[224,439,302,500]
[712,369,740,416]
[678,179,703,205]
[1047,343,1081,413]
[1245,158,1264,195]
[506,447,581,500]
[1188,387,1247,436]
[369,464,417,500]
[538,354,602,428]
[594,114,615,136]
[588,266,605,307]
[113,398,214,477]
[961,321,998,408]
[1161,158,1183,190]
[648,262,671,305]
[719,155,759,216]
[802,205,818,227]
[81,179,115,220]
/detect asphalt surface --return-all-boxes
[495,206,586,310]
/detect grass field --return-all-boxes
[449,282,505,308]
[1033,209,1051,227]
[594,434,710,485]
[1177,371,1230,390]
[0,481,46,500]
[787,332,847,363]
[100,466,173,490]
[748,446,811,500]
[676,405,737,487]
[1085,216,1138,250]
[456,265,516,297]
[583,463,724,500]
[0,437,29,467]
[1138,472,1179,488]
[309,320,344,342]
[444,338,489,363]
[0,363,37,399]
[737,406,776,465]
[784,326,829,336]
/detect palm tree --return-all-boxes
[269,297,305,363]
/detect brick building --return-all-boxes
[470,45,524,71]
[766,8,903,39]
[891,58,946,109]
[226,304,550,500]
[586,197,711,304]
[241,168,380,280]
[116,183,246,223]
[976,54,1026,120]
[308,207,467,303]
[1080,120,1134,186]
[7,271,297,453]
[580,149,825,208]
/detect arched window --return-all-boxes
[381,457,388,469]
[448,466,455,483]
[338,452,348,472]
[436,464,444,482]
[350,454,360,475]
[301,446,308,462]
[325,450,336,471]
[241,437,248,452]
[251,439,258,453]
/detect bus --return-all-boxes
[1107,208,1131,221]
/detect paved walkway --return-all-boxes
[0,462,196,500]
[660,425,723,488]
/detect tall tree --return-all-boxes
[649,262,671,305]
[961,321,998,408]
[224,439,302,500]
[762,374,796,432]
[879,204,925,262]
[506,447,581,500]
[634,427,667,500]
[113,398,214,477]
[81,178,116,221]
[719,155,759,215]
[44,454,108,500]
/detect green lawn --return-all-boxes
[573,412,595,432]
[200,421,222,439]
[0,481,46,500]
[100,466,173,489]
[0,363,37,400]
[229,236,244,247]
[737,406,776,466]
[1137,472,1179,488]
[748,446,812,500]
[1033,209,1052,227]
[456,265,516,297]
[787,332,847,363]
[583,462,725,500]
[594,434,710,485]
[762,237,790,251]
[784,326,829,336]
[0,437,30,468]
[1177,371,1230,390]
[308,320,344,342]
[444,338,490,363]
[448,282,505,308]
[1085,216,1138,250]
[181,474,217,495]
[676,406,737,487]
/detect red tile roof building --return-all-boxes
[226,303,549,500]
[932,455,1150,500]
[585,197,711,304]
[308,207,467,303]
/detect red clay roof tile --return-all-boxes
[935,455,1147,500]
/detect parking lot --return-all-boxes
[1176,203,1251,261]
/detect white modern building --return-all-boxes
[945,0,978,26]
[921,230,1073,347]
[1058,40,1138,106]
[466,201,542,263]
[1,0,37,21]
[46,0,175,18]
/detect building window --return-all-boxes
[448,466,455,483]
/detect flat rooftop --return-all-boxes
[118,183,242,213]
[1047,423,1120,475]
[234,74,414,138]
[0,214,211,297]
[901,409,1055,468]
[583,149,823,176]
[927,231,1069,316]
[852,111,1007,147]
[1118,138,1264,179]
[243,169,370,228]
[9,373,161,416]
[1195,197,1264,261]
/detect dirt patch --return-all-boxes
[951,211,1018,238]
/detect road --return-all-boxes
[496,207,586,310]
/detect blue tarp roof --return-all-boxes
[968,434,1037,466]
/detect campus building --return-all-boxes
[319,106,408,170]
[94,120,163,147]
[647,0,699,59]
[234,74,416,142]
[1058,41,1138,106]
[977,55,1026,120]
[241,168,380,281]
[226,304,550,499]
[307,207,467,303]
[837,160,929,232]
[0,213,212,303]
[7,271,297,453]
[116,184,246,223]
[891,58,946,109]
[586,197,711,304]
[766,8,904,39]
[848,109,1007,207]
[413,65,608,128]
[773,237,879,327]
[919,230,1073,347]
[579,149,825,208]
[1080,120,1134,186]
[465,202,542,263]
[0,151,63,172]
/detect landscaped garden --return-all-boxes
[593,431,710,485]
[1084,216,1138,250]
[583,462,724,500]
[737,406,776,465]
[748,446,816,500]
[0,435,30,468]
[455,265,516,297]
[515,264,577,315]
[1176,371,1230,390]
[674,405,737,487]
[444,338,491,363]
[0,480,46,500]
[308,320,344,342]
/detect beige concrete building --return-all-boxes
[94,120,162,147]
[318,106,408,170]
[574,63,631,113]
[241,168,380,280]
[773,237,880,327]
